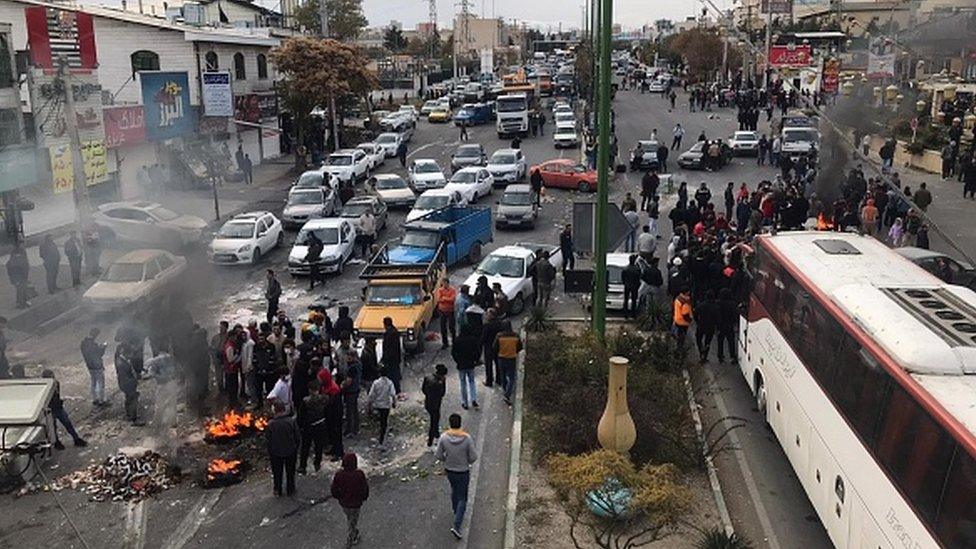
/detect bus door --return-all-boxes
[809,432,853,547]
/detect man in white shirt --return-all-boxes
[358,211,376,258]
[637,225,656,263]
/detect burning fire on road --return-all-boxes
[204,411,269,443]
[205,458,245,487]
[816,213,835,231]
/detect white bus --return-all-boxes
[739,231,976,548]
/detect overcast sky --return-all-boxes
[360,0,731,31]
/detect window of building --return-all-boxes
[130,50,160,77]
[234,52,246,80]
[256,53,268,80]
[205,51,219,71]
[0,108,20,146]
[0,35,13,88]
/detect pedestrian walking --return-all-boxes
[861,198,879,236]
[39,234,60,294]
[331,453,370,548]
[621,255,642,318]
[41,370,87,449]
[381,317,403,395]
[641,169,659,211]
[358,210,376,258]
[482,309,504,387]
[266,401,300,496]
[964,155,976,199]
[83,228,101,276]
[535,251,556,308]
[559,224,574,274]
[434,278,457,349]
[318,367,345,460]
[538,111,546,136]
[671,289,693,351]
[396,140,408,168]
[6,243,30,309]
[694,289,718,362]
[493,323,521,405]
[913,182,932,211]
[459,123,469,142]
[671,123,684,151]
[436,413,479,540]
[422,364,448,448]
[64,231,83,287]
[242,154,254,184]
[265,269,282,325]
[530,169,543,208]
[80,328,108,406]
[366,367,396,447]
[715,288,738,364]
[305,231,324,291]
[452,324,480,409]
[658,144,669,172]
[341,352,361,436]
[298,379,328,474]
[624,208,639,252]
[235,144,245,171]
[115,337,144,425]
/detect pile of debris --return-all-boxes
[54,451,181,502]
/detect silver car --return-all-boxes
[93,201,207,248]
[451,143,487,172]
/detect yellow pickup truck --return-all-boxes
[353,243,446,353]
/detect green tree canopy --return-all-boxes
[293,0,367,39]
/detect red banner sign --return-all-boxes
[103,105,145,148]
[25,7,98,72]
[821,58,840,94]
[769,44,813,68]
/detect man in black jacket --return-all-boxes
[39,234,60,294]
[422,364,448,448]
[266,401,301,496]
[80,328,108,406]
[6,243,30,309]
[559,225,574,274]
[451,325,480,410]
[481,309,505,387]
[621,255,642,319]
[65,231,83,287]
[529,169,543,208]
[381,318,403,395]
[715,288,739,364]
[304,232,324,291]
[694,289,719,362]
[641,169,659,211]
[265,270,282,324]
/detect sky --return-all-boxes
[360,0,732,31]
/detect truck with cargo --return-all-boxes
[386,206,493,267]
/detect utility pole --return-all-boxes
[591,0,612,341]
[58,56,92,227]
[318,1,340,152]
[319,0,330,38]
[764,0,773,88]
[428,0,438,60]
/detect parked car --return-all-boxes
[293,169,338,189]
[486,148,527,186]
[209,211,284,264]
[287,218,356,276]
[84,249,187,312]
[380,111,414,132]
[462,244,562,314]
[282,186,339,229]
[339,195,388,234]
[408,159,448,192]
[530,159,598,192]
[895,247,976,289]
[495,184,538,229]
[370,174,416,209]
[628,140,663,171]
[451,143,488,172]
[728,131,760,156]
[322,149,370,185]
[375,132,402,158]
[427,105,452,123]
[420,100,440,116]
[445,167,494,204]
[553,122,580,148]
[93,201,207,248]
[356,142,386,170]
[406,189,464,223]
[648,79,667,93]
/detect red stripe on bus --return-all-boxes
[759,236,976,458]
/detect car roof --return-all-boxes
[454,166,484,173]
[457,143,482,150]
[345,196,377,204]
[605,253,632,267]
[487,245,535,259]
[100,200,160,211]
[333,149,358,155]
[290,187,323,194]
[414,158,440,165]
[541,158,575,166]
[637,140,659,146]
[377,132,398,138]
[233,211,269,220]
[894,247,949,261]
[374,174,405,181]
[357,142,377,148]
[504,184,531,193]
[301,218,346,229]
[419,189,456,197]
[734,131,757,136]
[117,249,168,263]
[491,148,519,156]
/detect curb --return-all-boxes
[682,367,735,536]
[503,328,528,549]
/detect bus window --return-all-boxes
[936,450,976,547]
[831,336,890,445]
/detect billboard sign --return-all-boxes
[103,105,145,148]
[140,71,196,141]
[31,69,104,147]
[769,44,813,68]
[867,52,896,79]
[24,7,98,72]
[234,94,261,124]
[760,0,792,14]
[821,58,840,94]
[202,71,233,117]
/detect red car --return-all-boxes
[530,159,599,193]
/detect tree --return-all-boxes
[270,37,377,167]
[292,0,367,39]
[405,36,428,58]
[384,25,407,53]
[671,28,725,82]
[545,449,691,549]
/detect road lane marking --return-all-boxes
[460,380,493,549]
[407,139,446,159]
[123,500,147,549]
[161,489,224,549]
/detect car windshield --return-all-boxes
[103,262,144,283]
[297,172,324,186]
[502,192,532,205]
[689,143,703,152]
[357,145,375,154]
[735,132,758,140]
[414,162,441,174]
[496,98,526,112]
[366,283,423,305]
[432,107,448,113]
[297,227,339,245]
[375,176,407,189]
[148,206,180,221]
[216,222,254,239]
[476,255,525,277]
[451,171,477,183]
[376,134,397,144]
[555,113,574,122]
[784,130,817,143]
[490,153,516,164]
[414,195,451,209]
[607,265,623,285]
[327,155,352,166]
[455,146,481,158]
[401,230,440,248]
[423,101,438,108]
[341,203,371,217]
[288,191,322,205]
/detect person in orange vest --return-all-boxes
[493,322,522,406]
[434,278,458,349]
[672,288,693,350]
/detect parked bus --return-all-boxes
[740,231,976,549]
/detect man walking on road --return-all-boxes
[559,225,574,274]
[266,401,300,496]
[39,234,60,294]
[530,169,543,208]
[459,123,468,142]
[397,140,408,168]
[331,453,369,548]
[304,231,324,291]
[422,364,447,448]
[64,231,83,287]
[621,255,642,319]
[436,413,479,540]
[671,123,684,151]
[381,317,403,395]
[494,323,521,405]
[913,182,932,212]
[452,325,480,410]
[641,169,659,211]
[242,154,254,185]
[80,328,108,406]
[434,278,457,349]
[265,269,281,325]
[7,243,30,309]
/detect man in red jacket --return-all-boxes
[331,452,370,548]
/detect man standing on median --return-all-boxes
[436,413,479,540]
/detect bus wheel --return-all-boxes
[755,373,769,424]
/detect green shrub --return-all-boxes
[697,528,754,549]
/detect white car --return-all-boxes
[552,103,572,116]
[93,201,207,248]
[728,131,760,156]
[486,148,527,186]
[287,218,356,276]
[370,174,416,209]
[553,122,580,148]
[408,159,448,192]
[605,253,655,311]
[339,195,388,234]
[553,111,576,125]
[356,142,386,170]
[406,189,463,223]
[84,249,187,312]
[648,79,667,93]
[322,149,370,185]
[375,132,402,158]
[209,211,284,265]
[282,187,339,229]
[781,127,820,158]
[380,111,414,133]
[420,100,440,116]
[445,167,494,205]
[397,105,419,120]
[293,169,339,189]
[463,244,562,315]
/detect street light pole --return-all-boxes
[58,56,92,227]
[591,0,612,341]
